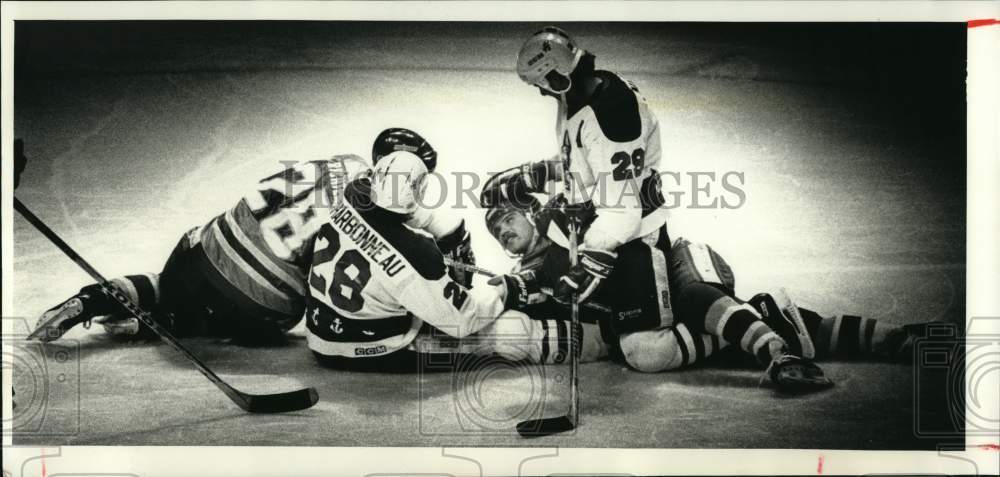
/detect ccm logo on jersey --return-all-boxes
[354,345,388,356]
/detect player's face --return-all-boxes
[492,211,535,255]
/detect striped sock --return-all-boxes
[676,282,785,366]
[75,273,159,319]
[707,297,786,366]
[670,323,727,367]
[799,308,887,359]
[109,274,161,311]
[716,300,784,366]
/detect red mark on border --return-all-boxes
[42,452,47,477]
[817,454,824,474]
[981,443,1000,451]
[968,19,999,28]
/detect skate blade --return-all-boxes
[27,299,84,341]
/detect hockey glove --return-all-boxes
[554,248,617,304]
[489,270,544,311]
[438,221,476,288]
[519,160,561,193]
[480,160,560,208]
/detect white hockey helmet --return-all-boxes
[515,26,584,94]
[370,150,429,216]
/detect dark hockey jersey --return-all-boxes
[196,155,370,321]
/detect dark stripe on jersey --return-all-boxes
[307,297,413,343]
[672,327,690,366]
[215,214,301,299]
[127,274,157,310]
[554,320,568,364]
[590,71,642,142]
[539,319,551,364]
[344,179,447,281]
[195,242,298,320]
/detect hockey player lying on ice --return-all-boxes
[30,128,546,373]
[504,26,844,390]
[479,194,945,387]
[500,25,949,390]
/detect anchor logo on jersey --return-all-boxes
[330,317,344,334]
[310,307,321,327]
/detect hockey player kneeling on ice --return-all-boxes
[503,26,829,391]
[303,151,544,371]
[30,128,453,345]
[480,197,945,391]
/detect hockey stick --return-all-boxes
[443,257,612,314]
[515,213,580,437]
[514,163,581,437]
[14,198,319,413]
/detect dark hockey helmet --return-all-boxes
[372,128,437,172]
[485,195,542,239]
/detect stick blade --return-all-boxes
[516,415,575,438]
[240,387,319,413]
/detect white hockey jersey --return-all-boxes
[555,71,667,251]
[306,178,507,359]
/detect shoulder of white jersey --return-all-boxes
[342,178,448,281]
[586,70,643,143]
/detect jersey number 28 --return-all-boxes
[310,223,371,312]
[611,148,645,180]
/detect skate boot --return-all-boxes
[766,353,834,392]
[874,321,957,363]
[29,287,108,342]
[749,289,816,359]
[29,283,151,341]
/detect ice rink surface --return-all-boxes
[10,23,966,447]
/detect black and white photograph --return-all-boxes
[2,2,998,476]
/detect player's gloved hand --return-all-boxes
[489,270,544,311]
[438,221,475,288]
[554,248,617,304]
[480,160,561,208]
[518,160,561,193]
